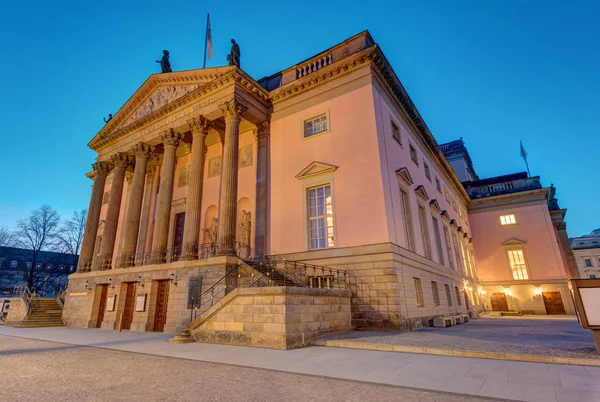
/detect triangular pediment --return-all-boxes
[440,210,450,222]
[449,219,458,229]
[296,161,338,179]
[89,67,236,149]
[502,238,527,246]
[414,185,429,201]
[396,167,414,186]
[429,199,441,213]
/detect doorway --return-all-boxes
[95,284,108,328]
[490,293,509,311]
[542,291,566,315]
[154,280,170,332]
[121,282,136,330]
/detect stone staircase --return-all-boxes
[242,260,305,287]
[13,298,64,328]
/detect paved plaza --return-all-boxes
[321,318,599,361]
[1,325,600,401]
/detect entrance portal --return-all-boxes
[95,284,108,328]
[490,293,509,311]
[154,280,170,332]
[542,291,566,315]
[121,282,136,330]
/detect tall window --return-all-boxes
[304,114,328,137]
[443,226,455,269]
[444,188,450,202]
[500,214,516,225]
[400,188,415,252]
[391,120,401,144]
[445,284,452,306]
[308,185,334,249]
[414,278,424,307]
[460,237,471,277]
[452,232,463,273]
[418,205,432,259]
[435,177,441,193]
[432,216,444,266]
[455,286,462,305]
[507,249,529,280]
[431,281,440,306]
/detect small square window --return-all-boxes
[585,258,592,267]
[410,144,418,165]
[424,163,431,180]
[304,114,328,138]
[500,214,516,225]
[435,177,441,193]
[391,120,402,145]
[590,274,597,279]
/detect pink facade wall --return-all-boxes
[371,83,471,266]
[470,203,568,282]
[268,81,388,254]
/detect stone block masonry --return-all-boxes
[189,287,352,349]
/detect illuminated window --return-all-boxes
[500,214,516,225]
[410,144,418,165]
[424,163,431,180]
[414,278,424,307]
[431,281,440,306]
[507,249,529,280]
[304,114,328,138]
[391,120,401,145]
[308,185,334,249]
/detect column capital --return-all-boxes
[92,161,112,177]
[132,142,154,160]
[110,152,131,169]
[188,115,212,136]
[253,120,270,139]
[161,128,182,148]
[219,99,247,122]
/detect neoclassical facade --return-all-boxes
[63,31,488,336]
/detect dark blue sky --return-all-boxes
[1,1,598,236]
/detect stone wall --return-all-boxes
[62,256,237,333]
[4,297,28,325]
[189,287,352,349]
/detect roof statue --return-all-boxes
[103,113,113,124]
[156,50,172,73]
[227,39,240,67]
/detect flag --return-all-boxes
[206,14,212,60]
[520,140,527,161]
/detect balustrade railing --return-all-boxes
[296,53,333,78]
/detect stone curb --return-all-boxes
[311,339,600,367]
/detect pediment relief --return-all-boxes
[502,238,526,246]
[429,199,441,212]
[296,161,338,179]
[396,167,414,186]
[414,185,429,201]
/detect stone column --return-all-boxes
[136,169,156,262]
[97,153,130,270]
[180,116,211,260]
[217,99,247,256]
[254,121,269,258]
[151,129,182,263]
[117,143,153,267]
[77,162,111,272]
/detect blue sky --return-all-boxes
[1,0,598,236]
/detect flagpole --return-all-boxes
[203,13,209,69]
[525,159,531,178]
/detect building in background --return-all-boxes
[571,229,600,278]
[440,139,579,315]
[0,247,77,296]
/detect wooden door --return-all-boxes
[172,212,185,261]
[154,280,170,332]
[542,291,566,315]
[121,282,136,330]
[96,284,108,328]
[490,293,509,312]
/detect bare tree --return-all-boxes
[58,209,87,267]
[14,205,61,291]
[0,226,19,247]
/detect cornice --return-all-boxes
[89,68,270,151]
[270,46,377,104]
[468,188,550,212]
